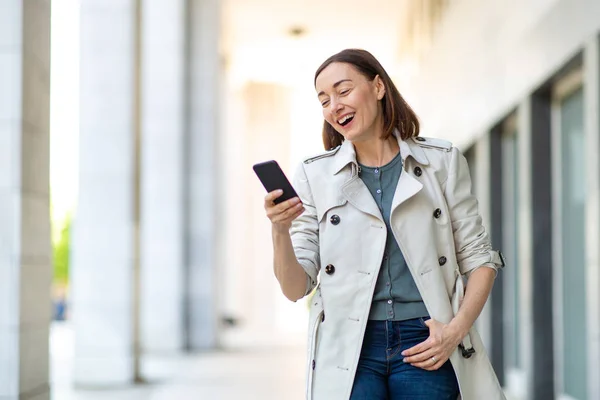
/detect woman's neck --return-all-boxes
[353,135,400,168]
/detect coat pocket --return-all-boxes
[306,287,324,400]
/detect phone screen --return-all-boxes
[252,160,298,204]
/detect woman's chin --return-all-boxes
[343,130,369,143]
[338,125,359,140]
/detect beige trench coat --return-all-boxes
[290,134,506,400]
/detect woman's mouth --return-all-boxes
[337,113,355,127]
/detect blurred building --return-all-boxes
[2,0,600,399]
[397,1,600,400]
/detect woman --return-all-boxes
[263,49,506,400]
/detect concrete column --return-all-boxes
[0,1,52,399]
[139,0,186,354]
[71,0,139,385]
[517,98,534,400]
[185,0,222,350]
[473,134,492,351]
[583,35,600,400]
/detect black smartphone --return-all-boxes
[252,160,298,204]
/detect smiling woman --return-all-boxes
[314,49,420,151]
[261,48,506,400]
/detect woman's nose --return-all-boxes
[331,98,343,113]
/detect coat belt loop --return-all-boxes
[452,267,476,358]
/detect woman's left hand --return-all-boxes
[401,319,463,371]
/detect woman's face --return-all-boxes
[315,62,385,143]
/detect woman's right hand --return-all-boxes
[264,190,305,232]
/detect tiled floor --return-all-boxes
[50,323,306,400]
[50,323,518,400]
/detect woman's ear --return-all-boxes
[374,75,386,100]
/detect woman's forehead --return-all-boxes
[315,63,362,91]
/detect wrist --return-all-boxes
[272,223,291,236]
[447,317,470,343]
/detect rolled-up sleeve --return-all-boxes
[290,163,321,295]
[444,147,505,277]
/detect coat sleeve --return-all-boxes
[444,147,504,277]
[290,162,321,295]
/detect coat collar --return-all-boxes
[331,130,429,176]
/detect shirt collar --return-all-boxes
[331,129,429,175]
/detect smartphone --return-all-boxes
[252,160,298,204]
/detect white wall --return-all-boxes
[404,0,600,149]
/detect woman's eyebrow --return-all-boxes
[317,79,352,97]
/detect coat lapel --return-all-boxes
[389,135,428,213]
[390,168,423,213]
[341,177,383,222]
[331,133,430,222]
[331,139,384,223]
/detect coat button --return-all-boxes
[312,360,316,370]
[414,166,422,177]
[433,208,442,219]
[330,214,341,225]
[321,313,325,322]
[325,264,335,275]
[438,256,447,266]
[415,137,426,142]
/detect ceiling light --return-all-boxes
[288,26,306,37]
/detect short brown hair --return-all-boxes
[314,49,420,150]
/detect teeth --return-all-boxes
[337,113,355,124]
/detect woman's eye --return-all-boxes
[340,89,350,95]
[321,100,329,107]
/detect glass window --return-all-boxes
[559,86,586,400]
[502,127,520,370]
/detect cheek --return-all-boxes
[351,93,372,116]
[362,98,379,121]
[323,109,334,125]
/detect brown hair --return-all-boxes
[314,49,420,150]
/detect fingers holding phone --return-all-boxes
[264,189,304,230]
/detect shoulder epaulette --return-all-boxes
[303,145,341,164]
[412,136,452,152]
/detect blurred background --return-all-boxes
[1,0,600,399]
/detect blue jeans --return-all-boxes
[350,318,459,400]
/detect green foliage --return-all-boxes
[53,214,71,285]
